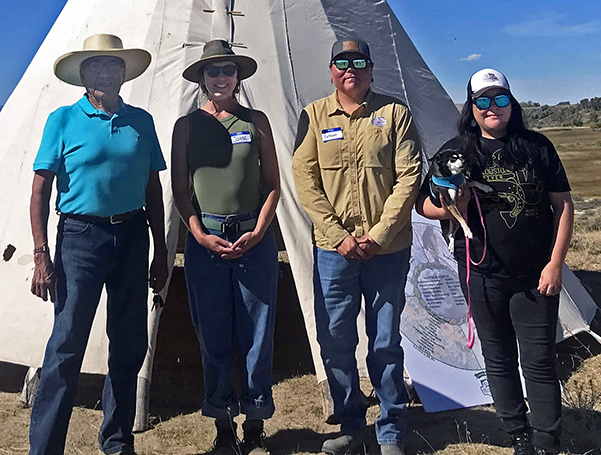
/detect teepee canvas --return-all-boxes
[1,0,598,427]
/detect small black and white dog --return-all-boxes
[429,149,492,252]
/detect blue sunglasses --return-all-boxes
[473,94,511,110]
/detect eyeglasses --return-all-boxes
[332,58,371,70]
[205,65,237,78]
[473,94,511,110]
[82,59,125,74]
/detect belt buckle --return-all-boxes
[221,217,240,235]
[109,214,124,225]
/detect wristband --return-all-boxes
[33,244,50,254]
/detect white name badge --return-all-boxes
[321,127,343,142]
[231,131,252,144]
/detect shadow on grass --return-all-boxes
[3,261,601,452]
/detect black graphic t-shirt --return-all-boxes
[421,132,571,279]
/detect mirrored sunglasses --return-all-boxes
[84,59,125,74]
[205,65,237,78]
[332,58,371,70]
[474,94,511,110]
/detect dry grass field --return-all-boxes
[1,128,600,454]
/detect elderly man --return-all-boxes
[292,39,422,455]
[28,34,167,455]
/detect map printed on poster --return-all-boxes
[401,213,493,412]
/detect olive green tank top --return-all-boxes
[188,106,262,215]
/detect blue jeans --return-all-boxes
[314,247,411,445]
[459,270,561,453]
[29,211,149,455]
[184,220,278,420]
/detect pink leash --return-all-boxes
[464,187,487,348]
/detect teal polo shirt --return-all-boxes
[33,95,166,217]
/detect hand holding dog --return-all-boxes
[538,262,563,296]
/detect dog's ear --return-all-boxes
[429,155,442,176]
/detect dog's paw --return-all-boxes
[448,238,455,254]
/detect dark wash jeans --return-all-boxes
[184,225,278,420]
[459,268,561,454]
[29,211,149,455]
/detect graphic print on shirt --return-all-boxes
[479,149,544,229]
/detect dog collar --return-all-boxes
[430,174,466,198]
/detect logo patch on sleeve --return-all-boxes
[230,131,252,144]
[321,127,343,142]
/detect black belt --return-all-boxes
[60,208,144,225]
[201,216,257,235]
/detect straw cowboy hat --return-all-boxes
[183,39,257,83]
[54,34,152,86]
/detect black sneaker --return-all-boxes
[511,432,534,455]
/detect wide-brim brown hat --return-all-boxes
[183,39,257,83]
[54,34,152,87]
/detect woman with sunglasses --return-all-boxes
[171,40,280,455]
[416,68,573,455]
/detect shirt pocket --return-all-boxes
[317,135,343,170]
[365,126,393,169]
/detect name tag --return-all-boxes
[230,131,252,144]
[321,127,343,142]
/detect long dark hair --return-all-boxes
[458,93,533,175]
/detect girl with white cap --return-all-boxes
[416,68,573,455]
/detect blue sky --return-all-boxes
[0,0,600,107]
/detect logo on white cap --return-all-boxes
[482,73,499,83]
[470,68,509,98]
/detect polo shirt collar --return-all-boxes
[77,95,127,117]
[327,89,373,117]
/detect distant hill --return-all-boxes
[522,99,601,128]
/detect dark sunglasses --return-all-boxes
[205,65,237,78]
[473,94,511,110]
[332,58,371,70]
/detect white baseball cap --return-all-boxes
[469,68,510,98]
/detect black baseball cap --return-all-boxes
[330,39,371,62]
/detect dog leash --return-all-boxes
[464,187,487,349]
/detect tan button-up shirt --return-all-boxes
[292,90,422,253]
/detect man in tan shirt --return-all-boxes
[292,39,421,455]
